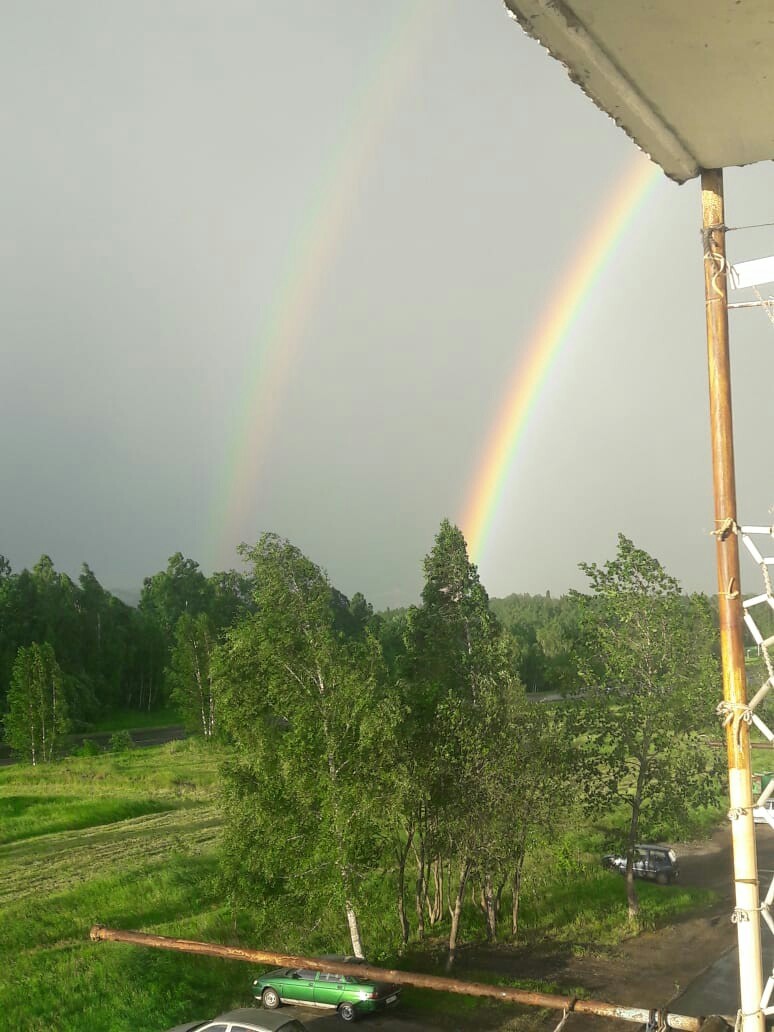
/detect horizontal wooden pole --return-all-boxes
[89,925,706,1030]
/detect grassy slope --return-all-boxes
[0,743,721,1032]
[0,742,247,1032]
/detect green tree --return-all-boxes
[139,553,213,710]
[75,563,138,716]
[140,553,212,635]
[29,556,81,676]
[571,534,723,919]
[215,534,398,957]
[490,592,581,694]
[404,520,529,964]
[4,642,69,764]
[0,553,202,720]
[207,569,255,629]
[124,609,168,712]
[167,613,217,739]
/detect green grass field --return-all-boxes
[0,742,249,1031]
[0,742,721,1031]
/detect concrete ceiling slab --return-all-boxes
[504,0,774,182]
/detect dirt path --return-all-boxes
[0,725,186,766]
[467,822,748,1030]
[476,824,742,1029]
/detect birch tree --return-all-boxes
[405,520,528,964]
[215,534,399,957]
[4,642,68,764]
[167,612,217,739]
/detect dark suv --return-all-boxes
[602,844,679,885]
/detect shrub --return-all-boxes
[73,739,102,757]
[108,730,135,753]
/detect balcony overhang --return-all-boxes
[505,0,774,182]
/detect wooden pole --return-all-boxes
[89,925,704,1030]
[701,167,764,1032]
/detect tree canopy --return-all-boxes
[216,534,398,957]
[570,534,723,918]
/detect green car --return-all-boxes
[252,958,400,1023]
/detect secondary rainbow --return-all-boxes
[461,157,661,564]
[209,1,437,563]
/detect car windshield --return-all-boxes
[279,1023,308,1032]
[668,849,677,862]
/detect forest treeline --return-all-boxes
[0,548,583,733]
[0,552,254,728]
[0,524,735,952]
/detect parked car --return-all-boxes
[253,958,400,1023]
[753,799,774,824]
[164,1007,308,1032]
[602,844,679,885]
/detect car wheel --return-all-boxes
[656,872,668,886]
[262,987,281,1009]
[338,1002,357,1022]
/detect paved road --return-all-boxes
[0,724,186,766]
[279,1007,431,1031]
[674,824,774,1021]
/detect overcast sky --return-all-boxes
[2,0,774,608]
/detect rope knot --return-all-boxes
[716,700,753,746]
[717,700,752,726]
[703,235,729,298]
[720,577,740,600]
[712,517,739,540]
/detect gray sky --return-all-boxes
[2,0,773,608]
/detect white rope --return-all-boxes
[552,1008,571,1032]
[751,282,774,329]
[718,700,753,745]
[705,247,729,300]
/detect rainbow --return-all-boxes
[460,157,661,564]
[209,1,437,563]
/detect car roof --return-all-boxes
[208,1009,304,1030]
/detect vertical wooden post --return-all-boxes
[701,167,764,1032]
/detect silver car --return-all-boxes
[165,1007,308,1032]
[602,844,679,885]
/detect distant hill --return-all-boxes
[109,587,141,608]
